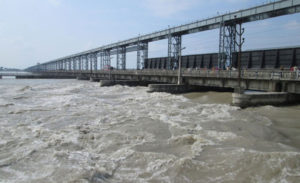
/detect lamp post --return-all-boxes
[178,47,186,85]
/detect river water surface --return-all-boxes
[0,79,300,183]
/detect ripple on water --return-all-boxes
[0,79,300,183]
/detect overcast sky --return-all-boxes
[0,0,300,69]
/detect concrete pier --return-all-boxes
[232,91,300,108]
[90,77,101,82]
[147,84,195,94]
[100,80,151,87]
[76,76,89,80]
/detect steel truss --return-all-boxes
[168,35,182,70]
[137,42,148,70]
[68,59,72,70]
[83,55,88,70]
[104,50,111,67]
[72,58,76,70]
[99,52,104,70]
[93,53,97,70]
[117,47,126,70]
[93,53,98,71]
[219,19,238,69]
[88,54,97,71]
[79,56,82,70]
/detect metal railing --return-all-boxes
[39,69,300,81]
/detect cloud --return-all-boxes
[144,0,197,17]
[144,0,251,18]
[47,0,61,7]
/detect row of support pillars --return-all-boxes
[33,20,244,72]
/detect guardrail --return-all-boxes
[0,72,37,76]
[38,69,300,81]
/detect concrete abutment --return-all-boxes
[232,91,300,108]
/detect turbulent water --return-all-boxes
[0,79,300,183]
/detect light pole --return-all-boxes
[178,47,186,85]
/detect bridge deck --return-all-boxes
[0,72,38,77]
[40,69,300,81]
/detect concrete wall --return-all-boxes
[232,92,300,108]
[30,69,300,94]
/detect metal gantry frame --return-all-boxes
[137,42,148,70]
[218,19,238,70]
[93,53,98,71]
[117,46,126,70]
[91,53,97,71]
[168,35,182,70]
[68,58,72,71]
[104,49,111,68]
[78,56,82,70]
[82,55,87,70]
[26,0,300,72]
[99,52,104,70]
[72,58,76,70]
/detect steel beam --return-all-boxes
[27,0,300,70]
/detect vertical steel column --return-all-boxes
[68,59,72,71]
[85,55,89,70]
[235,22,245,88]
[88,54,92,72]
[64,60,67,70]
[78,57,81,71]
[82,56,85,71]
[137,42,148,70]
[75,57,79,71]
[104,50,111,67]
[73,58,76,71]
[99,52,104,70]
[168,35,182,70]
[59,60,62,70]
[167,27,172,69]
[56,62,58,71]
[117,47,126,70]
[94,53,98,71]
[93,53,97,71]
[218,19,237,69]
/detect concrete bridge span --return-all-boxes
[33,69,300,94]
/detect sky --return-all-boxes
[0,0,300,69]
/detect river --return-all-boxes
[0,79,300,183]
